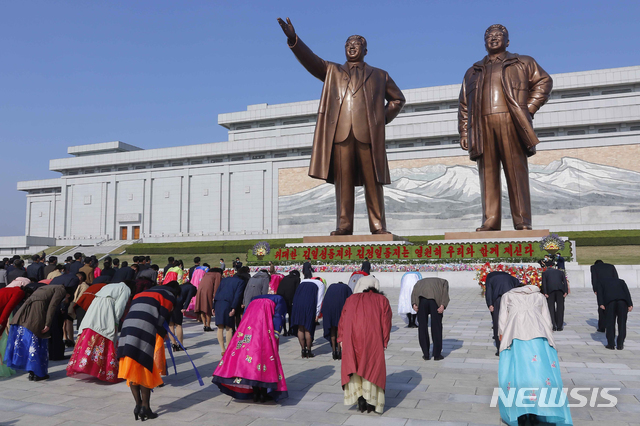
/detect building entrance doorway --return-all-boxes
[120,226,128,240]
[133,226,140,239]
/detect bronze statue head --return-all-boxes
[345,35,367,62]
[484,24,509,54]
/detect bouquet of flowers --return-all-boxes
[475,262,545,295]
[539,233,565,253]
[252,241,271,257]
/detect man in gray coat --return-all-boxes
[411,278,450,361]
[242,270,271,310]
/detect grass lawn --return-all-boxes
[575,245,640,265]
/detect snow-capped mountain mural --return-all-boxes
[278,157,640,234]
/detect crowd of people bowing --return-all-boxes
[0,253,632,425]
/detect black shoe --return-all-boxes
[252,387,260,402]
[307,350,315,358]
[556,328,563,331]
[495,351,499,356]
[366,403,375,413]
[337,350,342,360]
[433,355,444,361]
[33,374,49,381]
[28,371,34,381]
[301,349,307,359]
[422,355,430,361]
[357,396,366,413]
[172,343,180,352]
[597,328,605,332]
[605,344,616,350]
[553,326,557,331]
[617,344,624,350]
[259,390,267,403]
[139,406,158,421]
[134,405,141,421]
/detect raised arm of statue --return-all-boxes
[277,17,328,82]
[277,17,296,45]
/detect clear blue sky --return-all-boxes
[1,0,639,236]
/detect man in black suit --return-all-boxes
[361,257,371,275]
[26,255,45,282]
[485,271,520,355]
[67,252,84,275]
[302,258,314,279]
[7,259,27,283]
[542,266,568,331]
[591,260,619,332]
[598,278,633,350]
[112,261,135,282]
[163,256,175,275]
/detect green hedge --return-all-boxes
[560,230,640,247]
[123,230,640,255]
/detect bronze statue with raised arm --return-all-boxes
[458,25,553,231]
[277,17,405,236]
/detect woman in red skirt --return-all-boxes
[67,282,134,382]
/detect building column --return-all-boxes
[220,165,230,232]
[25,197,32,236]
[181,169,190,233]
[143,174,152,237]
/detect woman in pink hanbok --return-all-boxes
[212,294,288,403]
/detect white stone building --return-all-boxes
[4,65,640,251]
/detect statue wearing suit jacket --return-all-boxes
[278,18,405,235]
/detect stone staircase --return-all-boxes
[51,240,140,261]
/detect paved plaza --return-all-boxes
[0,287,639,426]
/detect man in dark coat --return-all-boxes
[278,18,405,235]
[43,256,58,279]
[485,271,520,355]
[112,261,135,282]
[302,258,314,279]
[591,260,619,332]
[163,257,175,275]
[541,266,569,331]
[26,255,45,282]
[277,270,301,335]
[361,257,371,275]
[598,278,633,350]
[214,270,248,355]
[7,259,27,283]
[67,252,84,275]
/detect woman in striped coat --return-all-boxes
[117,282,179,421]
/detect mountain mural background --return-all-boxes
[278,157,640,234]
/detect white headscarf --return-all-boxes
[353,275,380,294]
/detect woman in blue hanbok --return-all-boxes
[498,285,572,426]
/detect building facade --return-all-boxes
[15,65,640,244]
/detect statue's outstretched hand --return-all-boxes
[277,17,296,43]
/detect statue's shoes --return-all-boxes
[371,229,391,235]
[515,224,533,231]
[330,229,352,236]
[476,225,501,232]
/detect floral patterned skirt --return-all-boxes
[67,329,121,383]
[3,325,49,377]
[499,338,573,426]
